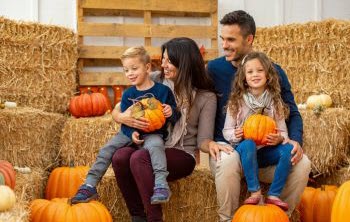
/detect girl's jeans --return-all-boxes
[235,139,293,197]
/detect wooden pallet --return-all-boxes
[77,0,218,86]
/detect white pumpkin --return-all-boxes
[306,94,332,109]
[0,185,16,212]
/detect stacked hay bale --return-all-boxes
[0,17,77,221]
[255,20,350,178]
[0,17,78,114]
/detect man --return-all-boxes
[202,10,311,221]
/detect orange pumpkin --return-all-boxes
[112,85,125,106]
[232,204,289,222]
[0,160,16,189]
[131,97,165,132]
[69,91,109,118]
[331,181,350,222]
[243,109,276,145]
[30,198,112,222]
[298,185,337,222]
[45,166,89,200]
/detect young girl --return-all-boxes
[71,46,180,205]
[222,51,293,211]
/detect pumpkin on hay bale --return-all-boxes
[0,185,16,212]
[0,160,16,189]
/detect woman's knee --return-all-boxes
[130,149,151,168]
[112,147,133,168]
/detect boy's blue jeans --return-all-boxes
[235,139,293,197]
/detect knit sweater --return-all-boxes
[207,56,303,145]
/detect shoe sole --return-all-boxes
[150,192,172,205]
[70,193,98,204]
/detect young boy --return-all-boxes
[71,46,179,205]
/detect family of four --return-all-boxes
[71,10,311,222]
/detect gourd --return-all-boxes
[0,185,16,212]
[306,94,332,109]
[131,97,166,132]
[0,160,16,189]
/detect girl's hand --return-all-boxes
[266,129,284,146]
[162,104,172,118]
[234,127,244,140]
[132,131,144,145]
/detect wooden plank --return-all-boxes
[144,11,152,46]
[81,0,215,14]
[78,22,217,38]
[84,9,209,17]
[79,46,217,61]
[79,72,129,85]
[80,46,162,58]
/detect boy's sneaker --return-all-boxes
[70,184,98,204]
[150,187,171,205]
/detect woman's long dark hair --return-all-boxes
[160,37,215,108]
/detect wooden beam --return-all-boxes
[78,22,217,38]
[80,46,217,61]
[79,72,129,85]
[144,11,152,46]
[81,0,213,14]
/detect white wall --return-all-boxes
[1,0,349,31]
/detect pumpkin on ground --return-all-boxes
[45,166,89,200]
[69,91,109,118]
[0,160,16,189]
[243,108,276,146]
[331,181,350,222]
[0,185,16,212]
[131,96,165,132]
[306,94,332,109]
[30,198,112,222]
[298,185,337,222]
[231,204,289,222]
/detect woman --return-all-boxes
[111,37,217,222]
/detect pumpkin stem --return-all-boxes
[256,107,265,115]
[321,185,325,191]
[69,160,75,168]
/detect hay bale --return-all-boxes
[59,114,120,166]
[98,167,218,222]
[0,201,29,222]
[255,19,350,108]
[0,17,78,113]
[301,108,350,176]
[0,107,66,169]
[14,168,48,202]
[315,165,350,186]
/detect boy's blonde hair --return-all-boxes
[121,46,151,64]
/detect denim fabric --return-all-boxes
[235,139,293,196]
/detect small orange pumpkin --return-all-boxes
[45,166,89,200]
[131,97,165,132]
[69,91,109,118]
[331,181,350,222]
[243,108,276,145]
[298,185,337,222]
[0,160,16,189]
[232,204,289,222]
[30,198,112,222]
[112,85,125,106]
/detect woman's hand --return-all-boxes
[112,104,150,130]
[132,131,144,145]
[208,141,233,161]
[234,127,243,140]
[162,104,172,118]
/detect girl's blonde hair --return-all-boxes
[227,51,289,119]
[121,46,151,64]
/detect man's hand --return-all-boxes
[208,141,233,161]
[289,140,303,165]
[162,104,172,118]
[132,131,144,145]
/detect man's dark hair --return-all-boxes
[220,10,256,38]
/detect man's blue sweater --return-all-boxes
[120,82,179,139]
[207,56,303,145]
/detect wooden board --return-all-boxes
[77,0,218,86]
